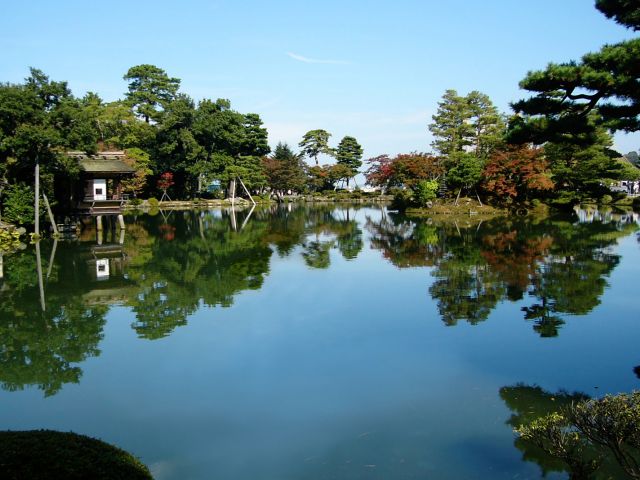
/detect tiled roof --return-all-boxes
[70,151,136,174]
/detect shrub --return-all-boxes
[1,184,38,226]
[390,188,413,210]
[414,179,439,207]
[516,391,640,479]
[0,430,153,479]
[147,197,159,207]
[600,194,613,205]
[0,229,22,252]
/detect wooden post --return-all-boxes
[35,162,40,237]
[117,214,125,231]
[454,188,462,206]
[96,215,103,231]
[0,253,3,280]
[475,189,483,207]
[237,176,256,205]
[42,193,58,235]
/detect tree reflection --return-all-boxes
[500,383,631,479]
[125,210,273,339]
[367,211,637,335]
[0,246,108,396]
[124,205,366,338]
[1,205,635,396]
[500,384,590,477]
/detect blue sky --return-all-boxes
[1,0,638,161]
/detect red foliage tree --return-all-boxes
[157,172,175,192]
[365,153,444,190]
[482,145,554,202]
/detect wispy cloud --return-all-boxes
[286,52,350,65]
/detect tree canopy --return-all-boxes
[335,135,363,185]
[509,1,640,144]
[123,64,181,124]
[298,129,333,166]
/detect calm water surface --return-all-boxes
[0,205,639,479]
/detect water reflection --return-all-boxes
[0,241,109,396]
[367,210,638,335]
[500,383,634,479]
[500,384,590,478]
[0,205,368,395]
[0,205,637,397]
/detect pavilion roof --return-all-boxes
[67,151,136,174]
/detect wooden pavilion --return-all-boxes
[66,151,136,216]
[62,151,136,232]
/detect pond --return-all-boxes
[0,204,639,479]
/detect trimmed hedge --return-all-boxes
[0,430,153,479]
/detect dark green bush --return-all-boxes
[1,184,38,226]
[390,188,413,210]
[0,430,153,479]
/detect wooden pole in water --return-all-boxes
[240,204,256,230]
[46,238,58,280]
[35,241,45,312]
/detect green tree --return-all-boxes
[515,391,640,479]
[510,2,640,142]
[0,68,85,215]
[299,129,333,165]
[335,135,363,186]
[595,0,640,30]
[446,151,484,204]
[1,183,39,225]
[430,90,504,159]
[240,113,270,157]
[429,89,474,156]
[123,64,180,124]
[466,90,506,157]
[120,148,152,197]
[543,118,624,201]
[414,179,439,206]
[500,384,592,478]
[262,142,306,198]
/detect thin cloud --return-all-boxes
[286,52,349,65]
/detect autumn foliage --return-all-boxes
[482,145,554,202]
[365,153,444,190]
[157,172,175,192]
